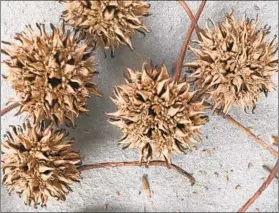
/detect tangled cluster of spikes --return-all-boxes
[109,62,208,163]
[1,23,100,126]
[1,120,81,207]
[61,0,150,56]
[186,11,278,114]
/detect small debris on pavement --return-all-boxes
[142,175,152,199]
[248,162,253,169]
[271,135,278,145]
[235,185,241,190]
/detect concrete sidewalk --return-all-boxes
[1,1,278,212]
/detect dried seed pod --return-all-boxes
[60,0,150,54]
[185,11,278,114]
[1,23,100,126]
[1,120,81,208]
[108,62,208,163]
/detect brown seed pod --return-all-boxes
[108,62,208,163]
[1,120,81,208]
[185,11,278,114]
[1,23,101,126]
[60,0,150,55]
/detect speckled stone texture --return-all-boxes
[1,1,278,212]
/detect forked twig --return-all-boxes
[238,159,278,212]
[178,1,202,40]
[263,165,279,179]
[174,0,207,82]
[1,102,20,116]
[79,160,196,186]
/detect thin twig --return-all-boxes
[172,62,177,76]
[79,160,196,186]
[213,107,278,158]
[203,101,278,157]
[263,165,278,179]
[1,102,20,116]
[178,1,202,40]
[174,0,206,82]
[238,159,279,212]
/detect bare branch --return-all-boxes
[79,160,196,186]
[238,160,278,212]
[1,102,20,117]
[174,0,207,82]
[214,107,278,158]
[178,1,202,40]
[263,165,278,179]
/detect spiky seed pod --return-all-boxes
[1,120,81,208]
[185,11,278,114]
[108,62,208,163]
[1,23,100,126]
[61,0,150,55]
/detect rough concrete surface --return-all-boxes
[1,1,278,212]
